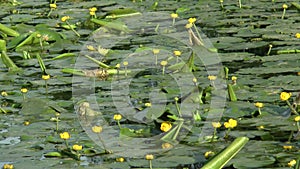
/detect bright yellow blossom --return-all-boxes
[89,7,97,12]
[173,50,181,56]
[116,157,124,162]
[170,13,178,19]
[212,122,221,128]
[92,125,103,133]
[21,88,28,93]
[295,33,300,39]
[231,76,237,81]
[145,102,151,107]
[42,74,50,80]
[114,114,122,121]
[288,159,296,167]
[280,92,291,101]
[145,154,154,160]
[255,102,264,108]
[224,119,237,129]
[160,60,168,66]
[185,23,193,29]
[1,91,8,97]
[72,144,83,151]
[294,116,300,122]
[161,142,173,149]
[60,132,70,140]
[282,4,288,9]
[123,61,128,66]
[208,75,217,81]
[61,16,70,22]
[160,122,172,132]
[283,145,293,150]
[152,49,160,54]
[89,11,96,16]
[3,164,14,169]
[50,3,57,9]
[188,17,196,24]
[24,121,30,126]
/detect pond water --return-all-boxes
[0,0,299,169]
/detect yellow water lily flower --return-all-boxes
[161,142,173,149]
[188,17,196,24]
[280,92,291,101]
[255,102,264,108]
[185,23,193,29]
[170,13,178,19]
[3,164,14,169]
[160,60,167,66]
[50,3,57,9]
[92,125,103,133]
[114,114,122,121]
[42,74,50,80]
[61,16,70,22]
[212,122,221,128]
[283,145,293,150]
[60,132,70,140]
[89,7,97,12]
[21,88,28,93]
[231,76,237,81]
[145,102,151,107]
[116,157,125,162]
[173,50,181,56]
[160,122,172,132]
[282,4,288,9]
[224,119,237,129]
[294,116,300,122]
[152,49,160,54]
[145,154,154,160]
[287,159,296,167]
[72,144,83,151]
[208,75,217,81]
[295,33,300,39]
[204,151,214,159]
[1,91,8,97]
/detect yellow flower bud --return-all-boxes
[89,11,96,16]
[224,119,237,129]
[173,50,181,56]
[3,164,14,169]
[114,114,122,121]
[288,159,296,167]
[61,16,70,22]
[212,122,221,128]
[188,17,196,24]
[161,142,173,149]
[208,75,217,81]
[204,151,214,159]
[231,76,237,81]
[50,3,57,9]
[145,102,151,107]
[170,13,178,19]
[59,132,70,140]
[116,157,125,162]
[115,63,120,69]
[24,121,30,126]
[185,23,193,29]
[152,49,160,55]
[295,33,300,39]
[145,154,154,160]
[72,144,83,151]
[282,4,288,9]
[280,92,291,101]
[123,61,128,66]
[92,125,103,133]
[1,91,8,97]
[21,88,28,93]
[42,74,50,80]
[283,145,293,150]
[160,122,172,132]
[294,116,300,122]
[254,102,264,108]
[89,7,97,12]
[160,60,167,66]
